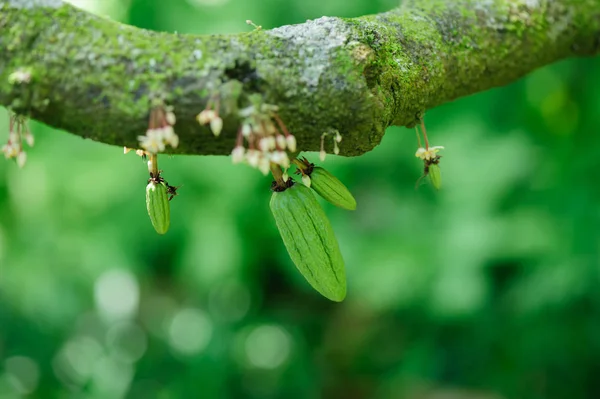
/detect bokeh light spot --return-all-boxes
[105,322,148,364]
[208,280,251,322]
[90,355,134,398]
[53,336,103,386]
[4,356,40,395]
[244,325,291,370]
[168,308,213,356]
[94,269,139,322]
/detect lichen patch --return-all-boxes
[267,17,351,86]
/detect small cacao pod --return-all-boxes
[146,181,170,234]
[270,183,346,301]
[428,163,442,190]
[309,167,356,210]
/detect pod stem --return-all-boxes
[415,127,423,148]
[293,158,307,171]
[270,162,285,186]
[149,153,159,178]
[292,157,313,175]
[420,120,430,150]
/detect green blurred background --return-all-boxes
[2,0,600,398]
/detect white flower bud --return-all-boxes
[282,172,289,182]
[16,151,26,168]
[279,152,290,169]
[335,132,342,143]
[302,174,311,188]
[246,150,260,167]
[170,134,179,148]
[258,157,270,175]
[258,138,270,152]
[231,146,245,164]
[320,150,326,162]
[241,123,252,137]
[24,133,34,147]
[270,151,290,169]
[276,135,286,149]
[286,135,297,152]
[210,117,223,137]
[333,142,340,155]
[163,126,179,148]
[166,111,176,126]
[196,109,216,125]
[270,151,283,163]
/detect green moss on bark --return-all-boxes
[1,0,599,156]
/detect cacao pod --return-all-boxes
[309,167,356,210]
[428,163,442,190]
[146,181,170,234]
[270,183,346,301]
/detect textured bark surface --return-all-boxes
[1,0,599,156]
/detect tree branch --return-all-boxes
[1,0,599,157]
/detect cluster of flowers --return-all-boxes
[415,145,444,161]
[319,130,342,162]
[197,97,223,137]
[228,103,297,175]
[414,120,443,162]
[2,113,33,168]
[137,105,179,154]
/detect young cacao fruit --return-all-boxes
[309,167,356,210]
[428,163,442,190]
[270,183,346,301]
[146,181,170,234]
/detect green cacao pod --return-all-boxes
[428,163,442,190]
[270,183,346,301]
[309,167,356,210]
[146,181,170,234]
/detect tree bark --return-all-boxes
[1,0,599,156]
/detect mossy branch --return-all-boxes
[1,0,599,157]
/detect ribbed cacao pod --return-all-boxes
[146,181,170,234]
[270,183,346,301]
[309,167,356,210]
